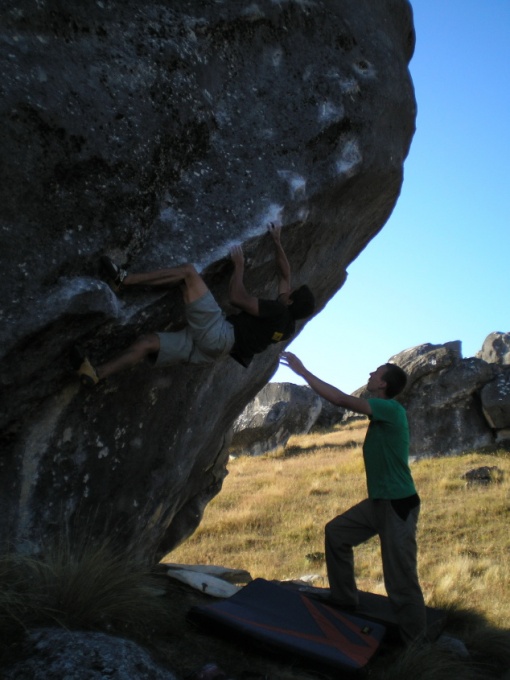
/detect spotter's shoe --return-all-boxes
[298,587,357,611]
[99,255,127,292]
[70,345,100,386]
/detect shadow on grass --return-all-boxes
[283,440,359,458]
[370,605,510,680]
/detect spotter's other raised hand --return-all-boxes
[230,244,245,267]
[267,222,282,243]
[280,351,307,377]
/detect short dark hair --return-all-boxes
[382,363,407,398]
[288,285,315,320]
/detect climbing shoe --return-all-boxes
[99,255,127,292]
[70,345,100,386]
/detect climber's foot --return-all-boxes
[70,345,100,386]
[99,255,127,292]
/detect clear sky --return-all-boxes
[273,0,510,394]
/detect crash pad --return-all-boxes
[189,578,386,672]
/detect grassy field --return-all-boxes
[168,420,510,629]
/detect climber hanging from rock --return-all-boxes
[72,223,315,385]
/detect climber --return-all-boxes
[72,224,315,385]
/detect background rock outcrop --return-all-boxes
[3,628,177,680]
[396,343,500,458]
[0,0,416,560]
[230,382,322,457]
[233,333,510,458]
[312,396,347,431]
[356,334,510,458]
[476,332,510,365]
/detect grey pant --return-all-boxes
[155,290,235,366]
[325,498,426,644]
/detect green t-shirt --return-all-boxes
[363,398,416,499]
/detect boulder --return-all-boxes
[496,429,510,445]
[389,341,463,394]
[480,368,510,429]
[230,382,322,456]
[312,396,347,431]
[476,332,510,365]
[394,350,498,458]
[2,628,177,680]
[351,341,463,402]
[0,0,417,559]
[461,466,504,486]
[352,340,509,459]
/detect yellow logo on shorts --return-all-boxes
[272,331,284,341]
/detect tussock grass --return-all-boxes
[0,536,175,663]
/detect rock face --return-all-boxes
[230,382,322,456]
[0,0,417,559]
[480,369,510,430]
[230,383,346,456]
[313,396,347,431]
[352,336,510,458]
[476,332,510,365]
[475,331,510,444]
[402,354,498,458]
[2,628,177,680]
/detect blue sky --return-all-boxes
[273,0,510,393]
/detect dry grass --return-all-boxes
[169,420,510,630]
[414,453,510,627]
[173,421,369,583]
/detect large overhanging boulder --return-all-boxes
[480,369,510,431]
[0,0,416,560]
